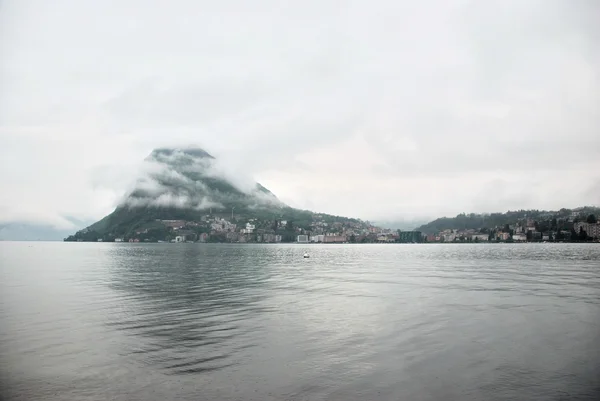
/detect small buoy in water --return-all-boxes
[303,253,310,258]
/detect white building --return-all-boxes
[472,234,489,241]
[496,232,510,241]
[310,235,325,243]
[574,222,600,239]
[323,235,346,243]
[512,233,527,242]
[297,235,309,243]
[443,234,457,242]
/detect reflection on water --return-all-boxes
[104,245,275,375]
[1,243,599,401]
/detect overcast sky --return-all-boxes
[1,0,599,229]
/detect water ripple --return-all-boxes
[1,242,600,400]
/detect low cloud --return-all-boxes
[0,206,77,230]
[124,192,223,210]
[114,147,280,211]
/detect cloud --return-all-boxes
[0,206,77,230]
[0,0,598,228]
[124,192,223,210]
[107,147,280,211]
[143,148,274,196]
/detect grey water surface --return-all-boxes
[1,242,599,400]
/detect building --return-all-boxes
[574,222,600,239]
[297,235,309,243]
[377,235,395,243]
[512,233,527,242]
[495,232,509,241]
[173,231,197,242]
[310,234,325,243]
[443,233,456,242]
[323,235,346,243]
[397,231,423,243]
[559,230,572,240]
[472,234,489,242]
[226,232,240,242]
[262,233,283,243]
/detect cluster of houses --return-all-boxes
[427,220,600,243]
[121,215,395,243]
[106,210,600,244]
[428,229,517,243]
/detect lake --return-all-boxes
[1,242,599,400]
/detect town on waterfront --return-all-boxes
[70,207,600,244]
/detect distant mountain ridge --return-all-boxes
[416,206,600,234]
[373,219,430,231]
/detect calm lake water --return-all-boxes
[1,242,599,401]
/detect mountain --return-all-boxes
[415,206,600,234]
[372,218,430,231]
[65,147,368,242]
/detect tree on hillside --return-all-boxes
[570,228,578,241]
[587,214,598,224]
[538,221,550,233]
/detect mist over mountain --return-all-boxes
[65,147,364,241]
[121,147,283,211]
[372,219,431,231]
